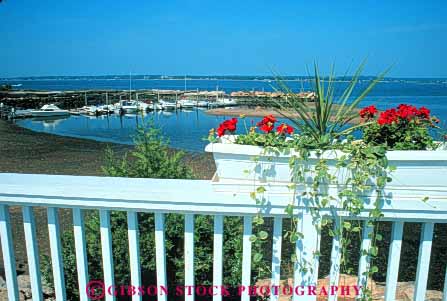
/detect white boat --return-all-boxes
[196,100,209,107]
[216,98,238,106]
[179,99,195,109]
[119,100,139,113]
[97,105,114,114]
[152,103,163,110]
[11,109,33,118]
[136,101,154,112]
[80,106,99,116]
[30,104,70,117]
[159,100,177,110]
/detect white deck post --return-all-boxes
[47,207,67,300]
[414,222,434,301]
[155,212,167,301]
[73,208,89,301]
[241,216,252,301]
[213,215,224,301]
[184,214,195,301]
[293,209,320,301]
[22,206,43,301]
[328,217,342,301]
[100,209,115,301]
[271,217,283,301]
[127,211,142,301]
[385,221,404,300]
[0,205,19,301]
[357,221,374,298]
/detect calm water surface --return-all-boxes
[16,109,274,152]
[10,79,447,152]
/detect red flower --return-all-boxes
[376,104,434,126]
[257,115,277,133]
[396,104,419,121]
[217,118,238,137]
[378,109,398,125]
[418,106,430,119]
[263,115,277,124]
[359,105,378,119]
[276,123,294,135]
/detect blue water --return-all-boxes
[8,79,447,152]
[16,110,288,152]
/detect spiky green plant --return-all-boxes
[274,62,389,145]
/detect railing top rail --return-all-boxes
[1,173,447,222]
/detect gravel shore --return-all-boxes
[0,120,215,178]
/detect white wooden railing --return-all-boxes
[1,173,447,301]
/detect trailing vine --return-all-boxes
[211,120,394,300]
[208,63,444,300]
[242,134,393,300]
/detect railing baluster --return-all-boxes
[73,208,89,301]
[443,262,447,301]
[127,211,142,301]
[293,210,320,301]
[155,212,167,301]
[213,215,223,301]
[241,216,252,301]
[385,221,404,301]
[270,216,283,301]
[22,206,43,301]
[414,222,434,301]
[184,214,195,301]
[0,205,19,301]
[100,209,115,301]
[47,207,66,300]
[357,220,374,298]
[328,217,342,301]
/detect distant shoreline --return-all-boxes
[2,77,447,83]
[205,106,362,123]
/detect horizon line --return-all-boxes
[2,74,447,80]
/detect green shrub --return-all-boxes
[40,123,256,300]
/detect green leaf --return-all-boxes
[249,235,257,243]
[343,221,352,230]
[258,230,269,240]
[290,232,299,243]
[256,186,267,194]
[253,253,263,263]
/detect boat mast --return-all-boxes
[84,92,87,106]
[129,72,132,101]
[216,84,218,102]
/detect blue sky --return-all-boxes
[1,0,446,77]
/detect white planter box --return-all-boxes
[205,138,447,197]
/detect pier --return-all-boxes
[0,88,316,117]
